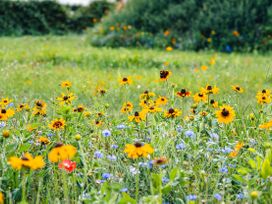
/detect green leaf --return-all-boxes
[261,157,271,179]
[248,159,256,169]
[151,173,162,195]
[119,193,136,204]
[169,168,179,181]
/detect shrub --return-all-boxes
[90,0,272,52]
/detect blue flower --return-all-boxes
[237,193,244,200]
[185,130,195,139]
[0,122,6,128]
[7,102,14,108]
[116,124,126,130]
[102,129,111,137]
[47,133,54,137]
[209,133,219,141]
[94,151,103,159]
[186,194,197,201]
[214,193,222,201]
[102,173,111,180]
[107,155,117,161]
[162,177,169,184]
[176,142,186,150]
[120,188,128,192]
[219,166,228,174]
[225,45,232,53]
[221,147,232,154]
[176,125,183,133]
[111,144,119,149]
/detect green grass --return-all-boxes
[0,35,272,203]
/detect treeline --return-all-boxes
[0,0,113,35]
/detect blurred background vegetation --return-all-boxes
[0,0,271,52]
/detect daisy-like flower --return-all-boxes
[210,99,219,108]
[256,89,271,104]
[94,120,103,126]
[0,97,12,108]
[193,92,208,103]
[128,111,147,123]
[165,46,173,52]
[48,143,77,163]
[121,102,133,113]
[32,100,47,116]
[259,120,272,129]
[119,76,132,85]
[139,90,155,100]
[143,104,162,113]
[60,81,72,88]
[73,105,85,113]
[201,65,208,71]
[176,89,191,98]
[201,85,219,94]
[124,142,154,159]
[0,108,15,121]
[96,88,107,96]
[17,103,30,112]
[8,153,45,170]
[164,108,181,118]
[232,85,244,93]
[152,157,168,166]
[56,93,75,105]
[156,96,168,106]
[160,70,172,81]
[232,30,240,37]
[38,137,50,145]
[216,105,236,124]
[49,119,66,131]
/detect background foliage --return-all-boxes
[0,0,113,35]
[90,0,272,52]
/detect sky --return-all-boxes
[57,0,115,6]
[57,0,92,5]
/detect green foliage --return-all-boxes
[0,0,113,35]
[90,0,272,52]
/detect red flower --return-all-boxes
[58,160,76,173]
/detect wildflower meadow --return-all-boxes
[0,35,271,203]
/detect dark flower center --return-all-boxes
[134,142,143,148]
[160,70,169,79]
[63,96,69,100]
[123,77,128,82]
[1,109,6,114]
[207,86,212,90]
[210,99,215,104]
[134,112,139,116]
[168,108,175,114]
[53,121,63,128]
[221,108,230,117]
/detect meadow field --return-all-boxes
[0,36,272,203]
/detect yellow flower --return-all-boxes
[259,120,272,129]
[0,97,12,107]
[201,85,219,94]
[73,105,85,113]
[128,111,147,123]
[121,102,133,113]
[166,46,173,51]
[0,192,4,204]
[209,99,218,108]
[17,103,30,112]
[164,108,181,118]
[119,76,132,85]
[56,93,76,105]
[209,57,216,65]
[48,144,77,163]
[124,142,154,159]
[232,85,244,93]
[153,157,168,166]
[216,105,235,124]
[60,81,72,88]
[144,104,162,113]
[193,92,208,103]
[156,96,168,106]
[200,65,208,71]
[38,137,50,145]
[8,153,45,170]
[207,38,212,43]
[2,130,10,138]
[49,119,66,131]
[0,108,15,121]
[139,90,155,100]
[232,30,240,37]
[164,30,170,36]
[256,90,271,104]
[160,70,172,81]
[32,100,47,116]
